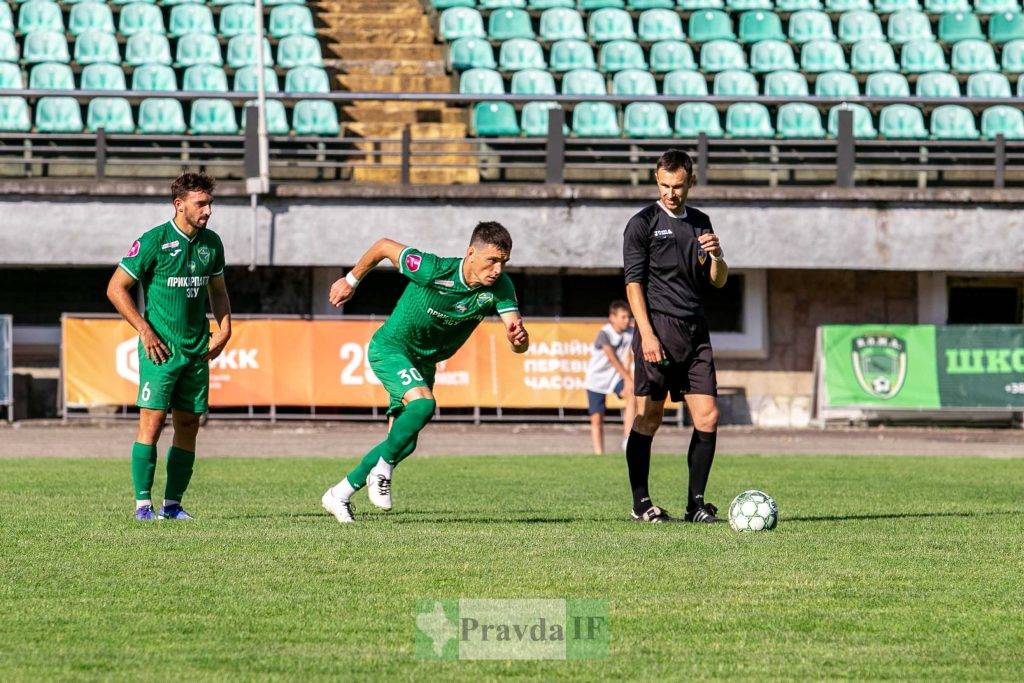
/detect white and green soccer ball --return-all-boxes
[728,490,778,532]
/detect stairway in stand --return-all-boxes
[315,0,478,184]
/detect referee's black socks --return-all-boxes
[625,430,654,514]
[686,429,717,511]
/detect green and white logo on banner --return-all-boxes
[851,333,907,399]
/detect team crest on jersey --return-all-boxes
[455,302,468,313]
[125,240,140,258]
[197,245,211,265]
[697,250,708,265]
[405,253,422,272]
[476,292,494,305]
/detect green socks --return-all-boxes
[131,442,158,501]
[344,398,436,490]
[165,446,196,503]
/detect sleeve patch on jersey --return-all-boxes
[125,240,141,258]
[405,253,422,272]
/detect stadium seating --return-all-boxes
[235,66,280,92]
[0,62,24,89]
[967,71,1012,97]
[588,8,635,42]
[119,4,165,36]
[460,67,504,94]
[190,98,238,134]
[125,32,172,66]
[549,39,596,70]
[269,6,315,38]
[612,68,656,94]
[183,64,228,92]
[878,103,928,139]
[277,35,322,68]
[815,70,859,96]
[951,39,998,72]
[623,102,672,137]
[663,69,707,94]
[675,102,723,136]
[81,63,126,90]
[0,96,32,132]
[738,11,784,44]
[18,1,64,35]
[169,5,215,38]
[292,100,340,135]
[0,4,11,33]
[901,40,949,72]
[700,39,747,71]
[539,8,585,41]
[499,38,546,70]
[866,71,910,97]
[220,4,256,38]
[981,105,1024,139]
[75,31,121,65]
[511,68,556,95]
[725,102,774,137]
[0,31,17,62]
[764,69,809,95]
[776,102,826,138]
[242,99,289,135]
[489,8,533,40]
[562,68,606,94]
[788,11,834,44]
[828,103,877,138]
[599,39,648,71]
[930,104,979,139]
[572,101,621,136]
[989,12,1024,45]
[938,12,983,44]
[133,64,177,91]
[714,68,757,95]
[35,96,83,132]
[801,40,848,71]
[22,31,70,64]
[138,97,186,133]
[1003,40,1024,72]
[87,97,134,133]
[449,37,496,70]
[638,9,684,41]
[285,66,331,94]
[649,40,695,71]
[916,71,960,96]
[69,3,115,36]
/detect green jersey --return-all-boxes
[374,246,519,363]
[118,220,226,357]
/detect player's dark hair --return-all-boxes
[171,171,216,201]
[609,300,630,315]
[471,221,513,253]
[655,149,693,176]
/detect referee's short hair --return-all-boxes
[655,149,693,176]
[471,221,513,253]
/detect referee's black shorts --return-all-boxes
[632,311,718,401]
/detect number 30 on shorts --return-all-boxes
[397,367,424,385]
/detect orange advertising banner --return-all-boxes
[62,317,633,410]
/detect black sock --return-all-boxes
[687,429,717,511]
[626,430,654,514]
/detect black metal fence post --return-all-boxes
[95,127,106,179]
[697,132,708,185]
[546,107,565,184]
[994,134,1006,189]
[400,125,411,185]
[243,105,259,179]
[836,109,855,188]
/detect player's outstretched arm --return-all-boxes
[106,267,170,364]
[205,274,232,362]
[328,238,407,308]
[500,311,530,354]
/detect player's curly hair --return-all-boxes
[471,221,513,253]
[171,171,216,200]
[656,149,694,176]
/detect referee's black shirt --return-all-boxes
[623,202,715,320]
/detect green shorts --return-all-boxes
[368,339,436,416]
[137,341,209,414]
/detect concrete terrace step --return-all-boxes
[326,43,444,62]
[337,59,446,76]
[320,27,435,44]
[336,74,454,92]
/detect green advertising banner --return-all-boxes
[936,326,1024,408]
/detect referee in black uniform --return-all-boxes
[622,149,728,523]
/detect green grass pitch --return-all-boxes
[2,452,1022,679]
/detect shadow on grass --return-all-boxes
[784,510,1016,523]
[222,510,618,524]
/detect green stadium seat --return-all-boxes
[878,104,928,138]
[938,11,983,43]
[967,70,1011,96]
[663,69,708,94]
[539,8,586,41]
[725,102,774,137]
[951,39,998,72]
[472,101,519,135]
[226,35,273,68]
[887,10,932,44]
[674,102,723,137]
[133,64,177,91]
[572,101,621,136]
[750,39,797,72]
[449,37,496,70]
[777,0,823,9]
[728,0,773,9]
[488,8,534,40]
[460,67,504,93]
[815,69,859,95]
[874,0,920,12]
[826,0,871,8]
[561,68,606,93]
[974,0,1018,13]
[234,65,279,92]
[700,39,747,71]
[169,5,215,37]
[0,4,11,33]
[850,40,898,72]
[0,97,31,132]
[624,102,672,136]
[0,31,17,62]
[589,8,635,42]
[175,33,222,67]
[915,70,959,95]
[219,4,256,37]
[838,11,883,44]
[924,0,969,11]
[599,39,648,71]
[714,68,757,94]
[611,68,657,94]
[182,64,228,92]
[981,105,1024,139]
[511,68,557,94]
[189,98,238,134]
[678,0,725,9]
[788,10,834,44]
[439,8,486,40]
[240,100,289,135]
[549,39,596,71]
[649,39,696,71]
[738,11,784,43]
[930,104,978,138]
[161,0,206,6]
[137,97,186,133]
[529,0,575,7]
[75,31,121,65]
[827,103,876,137]
[688,10,734,42]
[479,0,526,8]
[801,40,849,72]
[1003,39,1024,72]
[277,35,323,68]
[18,1,63,34]
[628,0,674,8]
[87,97,134,133]
[432,0,476,8]
[0,63,24,89]
[901,40,949,72]
[764,69,809,95]
[776,103,826,138]
[866,71,910,95]
[29,62,73,89]
[292,100,339,135]
[269,5,315,38]
[579,0,625,9]
[989,11,1024,44]
[69,3,114,36]
[500,38,547,70]
[119,3,165,36]
[80,63,125,90]
[22,31,69,64]
[264,0,306,5]
[638,9,684,41]
[35,96,83,132]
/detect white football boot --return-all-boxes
[321,489,355,523]
[366,459,393,511]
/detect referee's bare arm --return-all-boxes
[698,232,729,288]
[623,219,666,364]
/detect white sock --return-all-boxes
[370,457,393,478]
[136,499,152,509]
[330,478,356,502]
[163,499,180,508]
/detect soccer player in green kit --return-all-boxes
[321,222,529,523]
[106,172,232,522]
